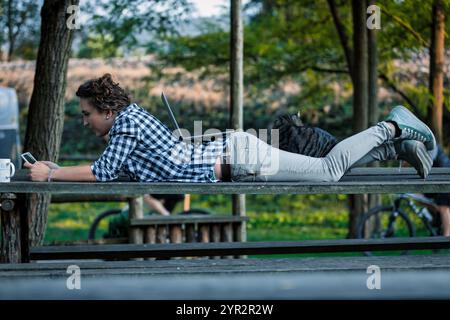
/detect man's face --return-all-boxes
[80,98,114,137]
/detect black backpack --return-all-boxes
[272,114,338,157]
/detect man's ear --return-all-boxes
[106,110,113,120]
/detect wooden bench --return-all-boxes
[51,193,249,258]
[130,215,248,246]
[30,236,450,260]
[1,167,450,263]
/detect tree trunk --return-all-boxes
[7,0,15,61]
[348,0,369,238]
[367,0,381,224]
[230,0,246,245]
[23,0,78,246]
[368,2,378,127]
[428,0,445,145]
[327,0,354,78]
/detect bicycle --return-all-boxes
[356,193,443,254]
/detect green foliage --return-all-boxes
[76,33,123,59]
[73,0,193,58]
[153,0,350,86]
[14,38,38,59]
[147,0,450,144]
[0,0,40,60]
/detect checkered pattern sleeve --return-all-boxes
[91,117,139,181]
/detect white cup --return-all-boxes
[0,159,16,182]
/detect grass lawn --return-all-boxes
[45,202,125,243]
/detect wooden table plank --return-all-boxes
[2,180,450,194]
[3,254,450,273]
[4,168,450,195]
[29,236,450,260]
[2,255,450,299]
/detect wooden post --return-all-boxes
[222,223,233,242]
[222,223,234,259]
[0,193,29,263]
[211,224,221,259]
[185,224,196,242]
[232,196,246,242]
[230,0,246,243]
[211,224,221,242]
[144,226,156,244]
[156,226,168,244]
[199,224,210,243]
[169,225,183,244]
[169,224,183,260]
[199,224,210,259]
[144,226,156,261]
[128,197,144,244]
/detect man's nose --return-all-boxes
[83,120,88,127]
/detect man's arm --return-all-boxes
[51,165,96,181]
[25,162,96,182]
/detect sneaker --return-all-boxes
[395,140,433,179]
[386,105,436,151]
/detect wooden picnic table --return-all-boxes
[2,168,450,195]
[1,167,450,263]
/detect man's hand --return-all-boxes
[24,161,51,182]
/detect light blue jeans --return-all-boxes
[227,122,395,182]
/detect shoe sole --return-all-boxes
[405,140,432,179]
[390,106,436,151]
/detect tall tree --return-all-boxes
[428,0,446,144]
[367,0,381,231]
[327,0,354,78]
[0,1,4,58]
[351,0,369,133]
[347,0,369,238]
[230,0,246,244]
[24,0,78,246]
[1,0,40,61]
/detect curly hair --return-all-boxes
[76,74,131,113]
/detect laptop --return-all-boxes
[161,92,230,142]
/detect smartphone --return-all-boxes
[21,152,38,164]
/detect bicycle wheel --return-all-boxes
[357,205,416,255]
[88,209,123,240]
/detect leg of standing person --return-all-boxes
[438,205,450,237]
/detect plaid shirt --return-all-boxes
[91,104,227,182]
